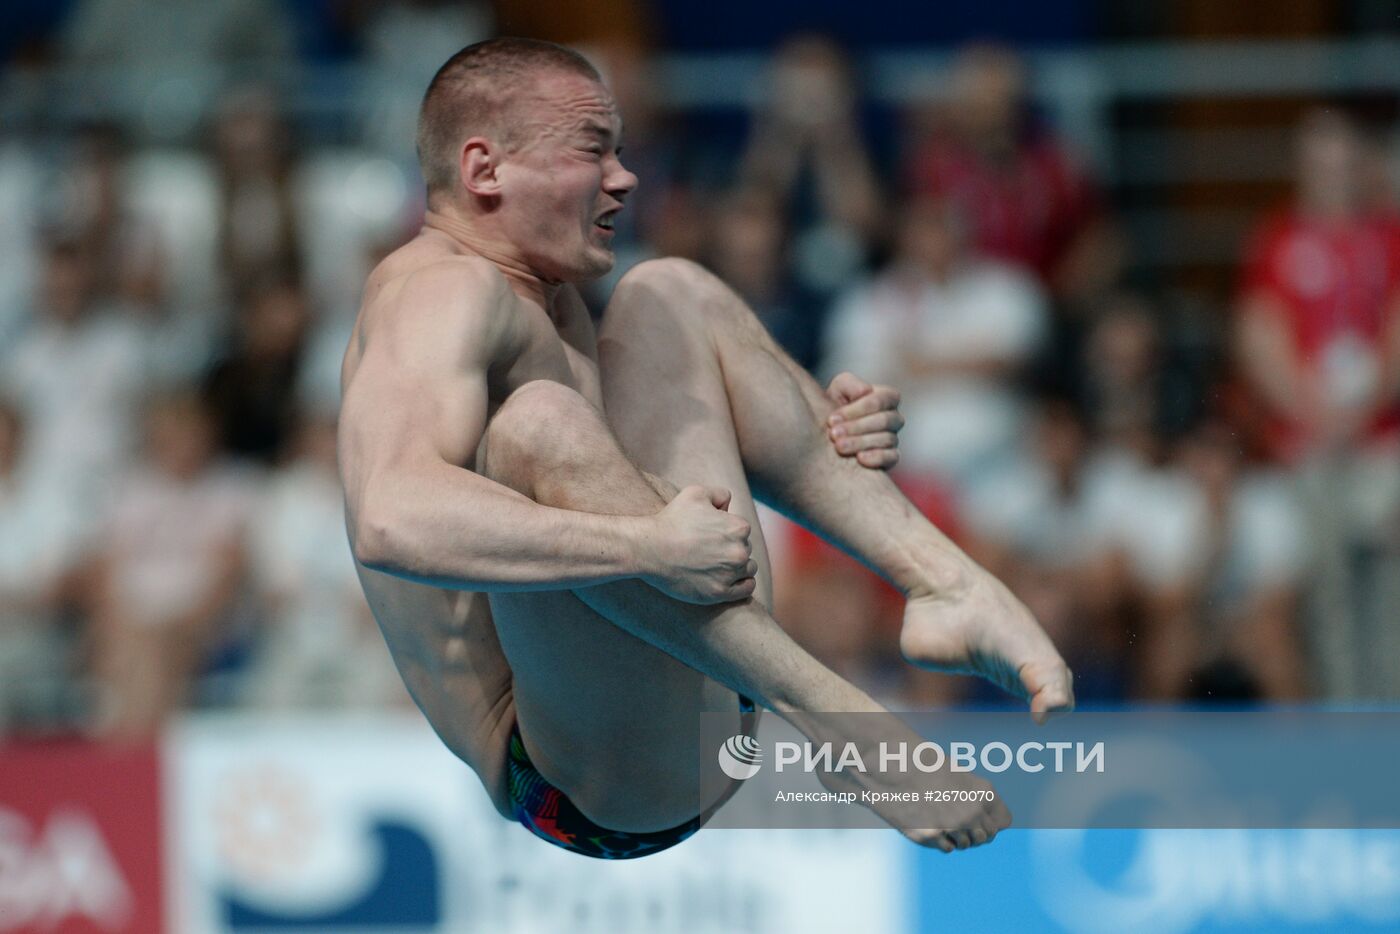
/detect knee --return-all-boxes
[607,257,733,334]
[485,380,601,470]
[617,256,711,292]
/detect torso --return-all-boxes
[339,231,600,816]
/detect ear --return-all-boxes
[459,137,502,198]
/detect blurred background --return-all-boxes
[2,2,1400,932]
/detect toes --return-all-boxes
[1026,662,1076,723]
[985,796,1013,832]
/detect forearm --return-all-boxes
[352,462,650,592]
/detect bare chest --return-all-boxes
[491,305,604,412]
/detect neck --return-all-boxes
[422,204,560,308]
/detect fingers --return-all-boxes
[727,576,757,600]
[828,384,900,424]
[856,448,899,470]
[834,431,898,456]
[704,486,733,512]
[830,409,905,439]
[825,371,871,405]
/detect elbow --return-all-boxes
[351,502,399,573]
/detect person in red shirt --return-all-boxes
[903,43,1118,303]
[1236,109,1400,464]
[1234,107,1400,700]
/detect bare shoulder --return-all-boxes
[344,242,523,395]
[363,247,514,346]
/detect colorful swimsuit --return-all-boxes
[507,695,757,859]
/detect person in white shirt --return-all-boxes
[1,238,146,490]
[822,195,1047,492]
[87,391,252,738]
[0,399,92,731]
[244,411,407,709]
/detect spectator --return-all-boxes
[0,399,90,732]
[701,187,809,360]
[1235,109,1400,464]
[58,0,296,70]
[1078,292,1206,461]
[244,412,406,709]
[1234,108,1400,698]
[821,195,1047,493]
[203,276,310,464]
[1173,420,1309,701]
[211,89,303,298]
[0,145,43,346]
[0,237,146,487]
[740,35,883,246]
[55,0,299,139]
[87,391,252,739]
[903,43,1119,305]
[735,35,885,364]
[353,0,494,155]
[47,125,163,304]
[961,399,1145,701]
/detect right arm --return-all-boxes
[340,262,656,591]
[339,262,744,601]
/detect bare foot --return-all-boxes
[811,712,1012,852]
[899,561,1075,723]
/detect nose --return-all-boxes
[605,153,639,199]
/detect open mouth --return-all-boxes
[595,210,619,232]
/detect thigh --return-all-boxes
[596,298,775,610]
[474,402,743,827]
[487,586,738,827]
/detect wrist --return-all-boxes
[619,515,663,581]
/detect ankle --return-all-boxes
[893,541,976,602]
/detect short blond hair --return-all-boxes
[416,37,601,202]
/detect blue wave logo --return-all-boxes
[221,819,440,930]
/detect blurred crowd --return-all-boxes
[3,2,1400,739]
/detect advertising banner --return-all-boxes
[0,741,165,934]
[167,713,902,933]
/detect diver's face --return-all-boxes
[495,72,638,282]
